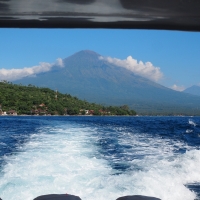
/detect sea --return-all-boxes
[0,116,200,200]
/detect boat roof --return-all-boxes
[0,0,200,31]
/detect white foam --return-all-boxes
[189,119,197,127]
[0,122,199,200]
[186,129,193,133]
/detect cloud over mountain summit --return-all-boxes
[0,51,163,83]
[0,58,63,81]
[99,55,163,82]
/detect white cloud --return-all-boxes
[0,58,64,81]
[171,84,185,91]
[55,58,64,67]
[99,55,163,82]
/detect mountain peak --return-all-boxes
[82,50,98,54]
[63,49,101,64]
[72,50,100,57]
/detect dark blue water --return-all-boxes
[0,116,200,200]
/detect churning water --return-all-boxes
[0,116,200,200]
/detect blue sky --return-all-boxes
[0,28,200,91]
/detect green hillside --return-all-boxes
[0,81,136,116]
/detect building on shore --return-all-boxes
[7,110,17,116]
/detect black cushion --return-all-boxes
[116,195,161,200]
[33,194,82,200]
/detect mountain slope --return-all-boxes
[183,85,200,96]
[14,50,200,115]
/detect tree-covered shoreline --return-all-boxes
[0,82,136,116]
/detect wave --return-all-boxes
[0,120,199,200]
[189,119,197,127]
